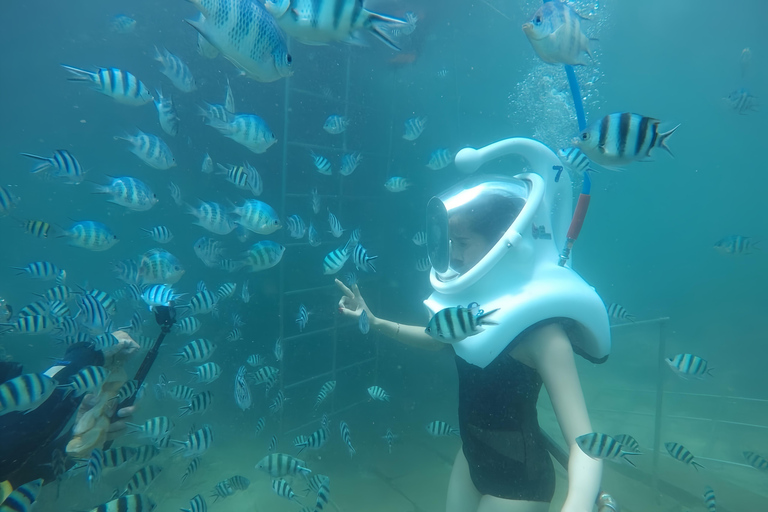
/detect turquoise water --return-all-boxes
[1,0,766,511]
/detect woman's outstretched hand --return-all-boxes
[336,279,373,320]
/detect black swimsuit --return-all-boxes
[455,350,555,502]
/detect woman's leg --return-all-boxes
[477,496,549,512]
[446,447,482,512]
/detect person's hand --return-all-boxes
[336,279,373,320]
[103,331,141,367]
[78,392,137,440]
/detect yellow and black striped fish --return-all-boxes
[21,220,53,238]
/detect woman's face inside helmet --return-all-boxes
[448,216,494,273]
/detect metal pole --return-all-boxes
[651,318,667,504]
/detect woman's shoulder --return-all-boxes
[508,320,573,369]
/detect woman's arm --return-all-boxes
[523,323,602,512]
[336,279,444,351]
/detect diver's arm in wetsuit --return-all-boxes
[335,279,444,351]
[522,322,602,512]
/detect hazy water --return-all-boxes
[1,0,767,511]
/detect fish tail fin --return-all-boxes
[706,368,715,377]
[365,13,407,51]
[656,123,680,157]
[477,308,500,325]
[621,454,638,467]
[19,153,53,174]
[60,64,97,83]
[692,461,705,471]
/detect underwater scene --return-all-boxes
[0,1,765,512]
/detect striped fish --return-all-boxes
[576,433,640,466]
[427,148,453,170]
[247,354,264,367]
[211,480,234,502]
[207,114,277,154]
[323,115,349,135]
[273,338,283,362]
[403,116,427,141]
[665,353,714,378]
[76,294,112,335]
[310,151,332,175]
[174,317,201,335]
[42,285,73,302]
[225,327,242,343]
[314,478,330,512]
[714,235,758,255]
[664,442,704,470]
[296,304,309,331]
[0,479,43,512]
[169,181,183,206]
[169,385,196,403]
[339,152,362,176]
[703,486,716,512]
[20,149,86,183]
[327,212,344,237]
[61,65,153,105]
[367,385,389,402]
[558,147,595,174]
[141,284,183,308]
[186,289,218,316]
[339,421,355,457]
[383,428,397,453]
[308,221,321,247]
[181,494,206,512]
[384,177,410,192]
[304,473,330,494]
[111,380,139,405]
[725,88,758,115]
[94,176,157,212]
[359,310,370,334]
[118,130,176,170]
[216,283,237,300]
[269,390,285,413]
[265,0,407,49]
[0,373,56,416]
[742,451,768,471]
[61,366,109,398]
[426,420,459,437]
[13,261,63,280]
[352,243,377,273]
[286,215,306,239]
[323,241,351,275]
[126,416,174,441]
[228,476,250,491]
[613,434,641,452]
[154,88,179,137]
[311,187,321,214]
[22,220,53,238]
[172,425,214,457]
[254,417,266,435]
[314,381,336,410]
[141,226,173,244]
[175,339,216,364]
[180,391,213,417]
[576,112,680,168]
[425,303,499,342]
[123,465,162,495]
[154,46,196,92]
[181,458,202,484]
[0,185,19,213]
[256,453,310,478]
[189,363,222,384]
[185,0,292,82]
[225,77,235,113]
[133,445,160,464]
[271,478,300,503]
[0,315,54,335]
[62,221,119,252]
[412,231,427,246]
[522,1,593,66]
[295,427,329,453]
[87,448,104,489]
[102,447,137,469]
[607,303,634,322]
[138,248,185,285]
[88,494,155,512]
[252,366,279,385]
[268,435,278,452]
[235,366,252,411]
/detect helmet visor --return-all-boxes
[426,175,528,280]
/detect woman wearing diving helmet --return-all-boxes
[338,139,610,512]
